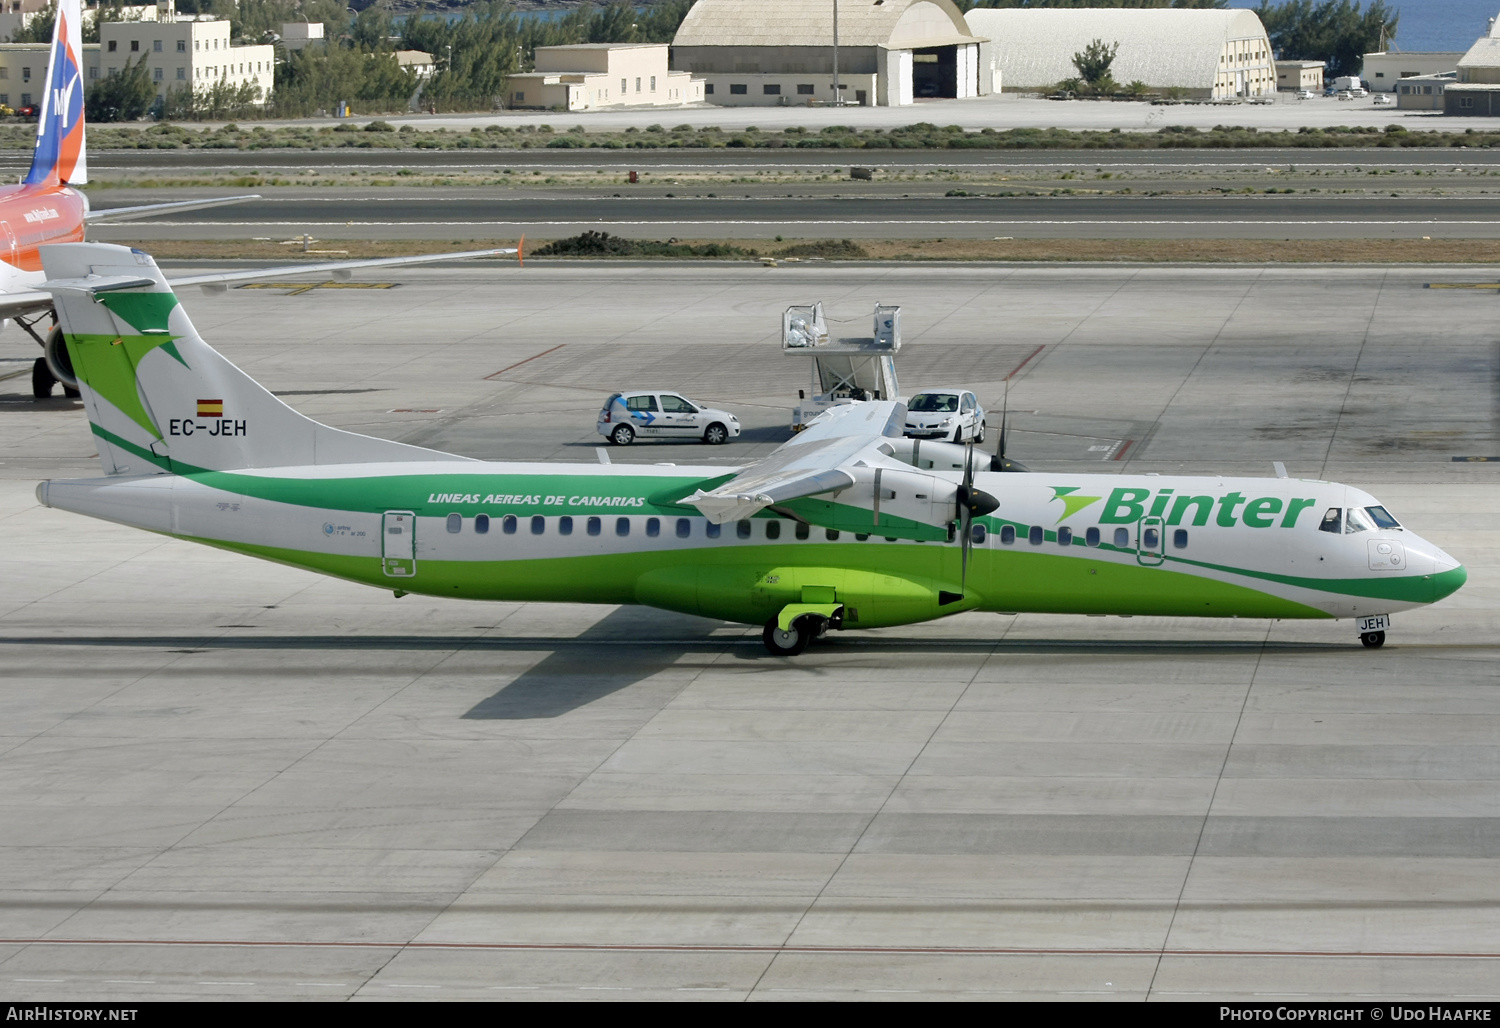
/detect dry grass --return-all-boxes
[142,237,1500,265]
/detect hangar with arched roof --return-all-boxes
[964,7,1275,100]
[670,0,986,107]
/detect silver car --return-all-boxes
[903,388,985,443]
[597,390,741,446]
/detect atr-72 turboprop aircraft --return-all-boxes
[1,0,518,397]
[34,242,1466,654]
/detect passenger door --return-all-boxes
[623,393,661,436]
[382,511,416,577]
[1136,516,1165,567]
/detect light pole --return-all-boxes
[831,0,840,106]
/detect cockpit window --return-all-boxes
[1366,505,1401,530]
[1344,507,1375,534]
[1318,508,1342,534]
[908,393,959,413]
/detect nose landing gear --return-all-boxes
[1360,630,1386,648]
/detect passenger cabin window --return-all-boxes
[1366,505,1401,529]
[1086,527,1100,547]
[502,515,517,534]
[1143,527,1160,549]
[1173,529,1189,549]
[559,516,573,536]
[737,520,752,539]
[795,523,810,540]
[1113,527,1129,548]
[646,518,660,537]
[707,522,721,538]
[1000,525,1016,544]
[971,524,986,543]
[826,529,840,541]
[531,515,545,535]
[1028,525,1044,545]
[1057,526,1072,546]
[676,518,691,538]
[1319,508,1342,534]
[587,516,602,536]
[625,395,659,413]
[616,517,630,536]
[475,514,490,534]
[765,521,781,540]
[446,513,462,533]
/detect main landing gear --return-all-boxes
[762,612,838,656]
[1360,630,1386,649]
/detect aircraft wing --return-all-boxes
[84,195,263,224]
[0,289,60,319]
[168,246,519,293]
[685,400,907,523]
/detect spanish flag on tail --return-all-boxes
[197,399,223,418]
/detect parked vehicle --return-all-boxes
[1373,92,1394,106]
[903,388,986,444]
[597,391,740,446]
[1295,89,1317,100]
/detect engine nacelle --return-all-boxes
[43,325,76,388]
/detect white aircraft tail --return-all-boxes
[42,243,470,475]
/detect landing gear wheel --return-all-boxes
[31,357,54,399]
[763,617,811,656]
[62,384,80,399]
[1360,630,1386,649]
[703,422,728,445]
[610,424,635,446]
[975,421,986,444]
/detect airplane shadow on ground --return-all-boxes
[462,605,745,720]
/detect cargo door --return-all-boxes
[382,511,416,578]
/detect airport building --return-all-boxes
[507,43,702,110]
[964,7,1275,99]
[670,0,986,107]
[0,14,271,108]
[1361,51,1465,91]
[1396,71,1453,110]
[1275,59,1324,93]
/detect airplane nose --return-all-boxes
[1430,552,1467,602]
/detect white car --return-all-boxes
[597,390,740,446]
[903,388,986,443]
[1372,92,1394,106]
[1296,89,1316,100]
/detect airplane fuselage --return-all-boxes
[0,182,85,284]
[38,463,1466,630]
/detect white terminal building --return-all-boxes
[670,0,987,107]
[507,43,702,110]
[0,1,272,109]
[964,6,1276,99]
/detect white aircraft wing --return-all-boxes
[0,289,60,319]
[168,246,519,293]
[84,195,263,224]
[686,400,907,523]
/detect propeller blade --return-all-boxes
[959,440,976,595]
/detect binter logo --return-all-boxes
[1050,486,1101,523]
[1098,487,1318,529]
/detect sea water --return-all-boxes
[1228,0,1496,53]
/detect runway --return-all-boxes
[2,263,1498,1000]
[86,192,1500,241]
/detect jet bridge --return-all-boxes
[784,302,901,431]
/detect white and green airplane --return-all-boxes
[35,243,1465,655]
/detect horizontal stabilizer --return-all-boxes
[84,195,262,224]
[170,246,518,293]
